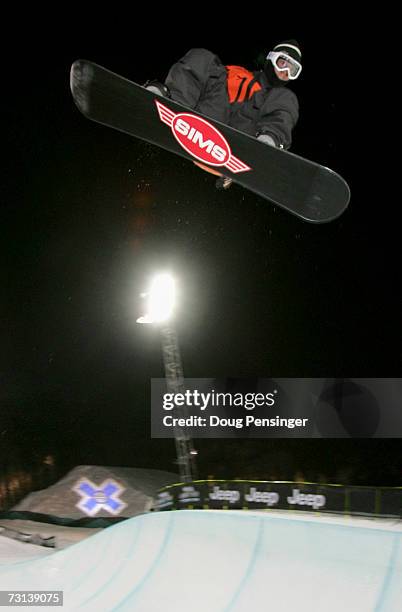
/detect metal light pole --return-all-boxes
[137,273,197,482]
[159,324,197,482]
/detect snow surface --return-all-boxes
[0,509,401,611]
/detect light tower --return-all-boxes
[137,273,197,482]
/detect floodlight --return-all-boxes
[137,273,175,324]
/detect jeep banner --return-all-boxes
[155,480,402,518]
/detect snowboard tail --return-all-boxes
[70,60,350,223]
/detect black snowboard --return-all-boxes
[70,60,350,224]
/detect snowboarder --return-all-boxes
[71,55,350,222]
[146,40,302,189]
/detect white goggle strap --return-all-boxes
[273,43,301,56]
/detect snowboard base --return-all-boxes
[70,60,350,223]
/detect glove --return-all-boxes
[257,134,276,147]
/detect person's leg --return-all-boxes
[165,48,230,123]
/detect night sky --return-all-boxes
[1,18,400,487]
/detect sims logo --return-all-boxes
[155,101,251,174]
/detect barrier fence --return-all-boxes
[155,480,402,518]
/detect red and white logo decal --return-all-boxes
[155,101,251,174]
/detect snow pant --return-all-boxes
[165,48,231,124]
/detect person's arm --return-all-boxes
[256,88,299,150]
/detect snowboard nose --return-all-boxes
[70,59,94,116]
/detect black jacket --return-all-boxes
[165,48,299,150]
[229,71,299,149]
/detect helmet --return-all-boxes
[272,40,302,63]
[264,39,302,85]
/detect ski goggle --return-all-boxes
[267,51,302,80]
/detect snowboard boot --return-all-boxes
[144,80,171,98]
[215,176,233,190]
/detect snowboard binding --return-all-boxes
[144,80,171,98]
[215,176,233,190]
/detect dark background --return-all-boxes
[1,15,400,489]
